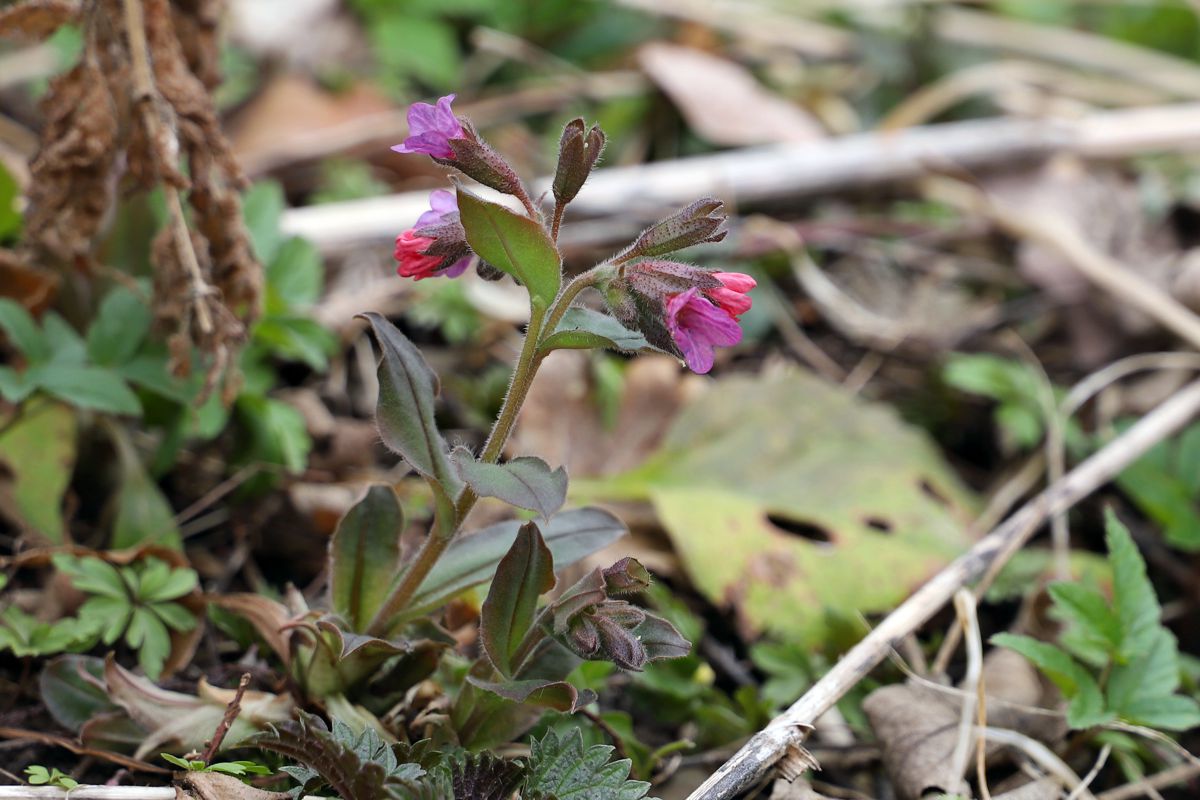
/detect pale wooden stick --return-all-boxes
[687,379,1200,799]
[283,104,1200,253]
[1097,762,1200,800]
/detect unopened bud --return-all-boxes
[603,558,652,595]
[592,612,648,671]
[553,118,606,207]
[435,120,525,197]
[620,198,728,261]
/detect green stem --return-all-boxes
[366,482,458,637]
[509,606,554,676]
[366,265,608,635]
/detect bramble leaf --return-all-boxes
[991,633,1111,729]
[87,287,152,366]
[523,728,654,800]
[1106,510,1161,663]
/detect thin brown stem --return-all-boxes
[201,673,250,763]
[550,201,566,242]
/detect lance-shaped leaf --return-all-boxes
[540,307,654,354]
[455,187,561,309]
[359,313,460,497]
[330,485,404,631]
[403,507,626,620]
[452,451,567,521]
[481,522,555,676]
[632,613,691,662]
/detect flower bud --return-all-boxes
[552,118,606,207]
[602,558,652,595]
[435,119,525,198]
[619,198,728,261]
[591,611,647,671]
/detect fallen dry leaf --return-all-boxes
[638,42,824,146]
[862,683,971,800]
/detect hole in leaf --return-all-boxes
[919,477,950,508]
[767,514,833,544]
[864,516,893,533]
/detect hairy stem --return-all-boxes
[550,202,566,242]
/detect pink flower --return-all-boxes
[394,231,446,280]
[391,95,465,159]
[704,271,755,319]
[665,288,743,374]
[394,190,472,280]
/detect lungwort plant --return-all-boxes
[222,96,755,761]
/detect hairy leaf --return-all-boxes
[481,522,555,676]
[360,312,460,497]
[251,711,424,800]
[541,307,653,354]
[454,451,567,521]
[524,728,654,800]
[467,676,586,713]
[455,188,561,309]
[404,507,626,621]
[330,485,405,631]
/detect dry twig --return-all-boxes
[200,672,251,763]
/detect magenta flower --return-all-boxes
[665,289,743,374]
[394,189,472,280]
[391,95,465,159]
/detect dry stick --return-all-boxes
[982,727,1094,800]
[282,104,1200,253]
[932,179,1200,352]
[1097,762,1200,800]
[200,673,251,764]
[1068,744,1112,800]
[687,379,1200,800]
[949,590,980,784]
[121,0,214,337]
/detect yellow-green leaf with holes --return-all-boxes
[575,369,978,644]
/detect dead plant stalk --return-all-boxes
[688,378,1200,800]
[120,0,213,336]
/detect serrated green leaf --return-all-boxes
[253,316,337,370]
[481,522,555,677]
[991,633,1107,728]
[53,554,127,597]
[1106,510,1161,663]
[0,298,50,362]
[1048,581,1121,658]
[330,485,404,631]
[541,307,653,354]
[87,287,152,366]
[1106,627,1194,729]
[42,313,87,365]
[127,605,172,679]
[453,452,567,521]
[360,312,459,496]
[235,395,311,473]
[30,364,142,416]
[149,601,196,632]
[524,728,653,800]
[78,595,133,645]
[455,188,561,309]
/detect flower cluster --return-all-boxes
[390,94,755,373]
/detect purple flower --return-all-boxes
[391,95,465,159]
[665,288,743,374]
